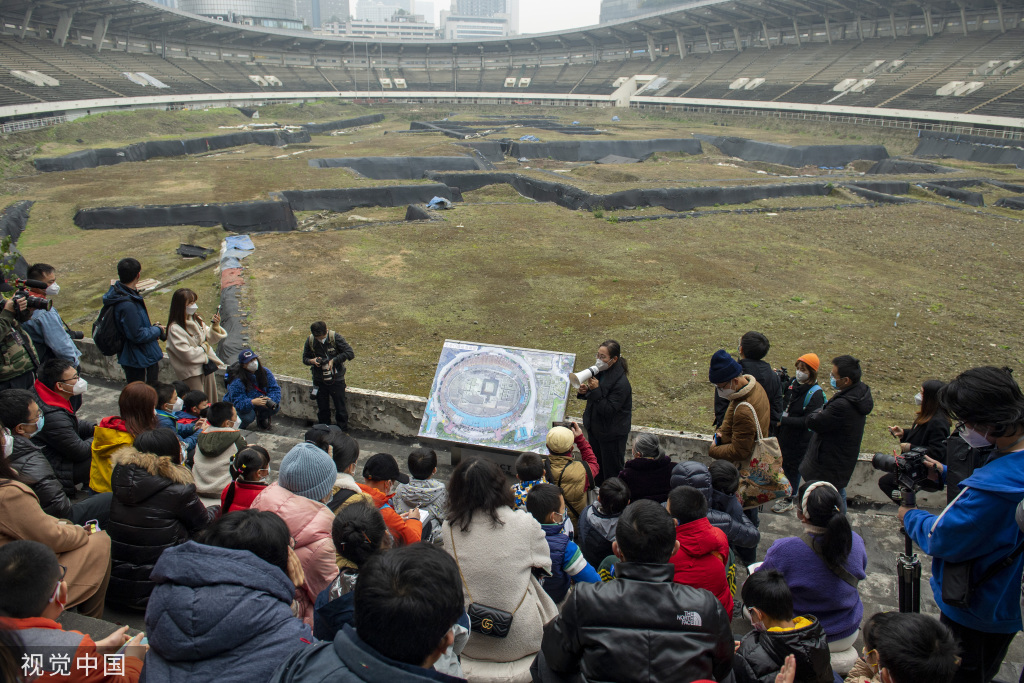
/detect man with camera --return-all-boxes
[21,264,85,410]
[899,366,1024,683]
[0,290,42,391]
[302,321,355,431]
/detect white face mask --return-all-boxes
[717,386,736,399]
[960,425,992,449]
[170,397,184,413]
[795,370,809,383]
[594,358,609,372]
[2,430,12,458]
[185,304,199,315]
[60,377,88,396]
[914,393,923,406]
[46,283,60,297]
[245,361,259,372]
[232,416,242,430]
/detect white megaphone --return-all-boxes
[569,365,600,389]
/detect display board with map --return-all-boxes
[418,340,576,454]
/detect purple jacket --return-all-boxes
[759,533,867,642]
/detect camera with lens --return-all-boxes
[872,446,932,506]
[264,399,278,411]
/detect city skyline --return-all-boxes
[429,0,599,34]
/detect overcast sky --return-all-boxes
[425,0,602,34]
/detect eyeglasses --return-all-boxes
[59,374,80,384]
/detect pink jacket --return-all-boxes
[250,483,337,628]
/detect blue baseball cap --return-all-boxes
[238,349,259,365]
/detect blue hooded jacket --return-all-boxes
[101,282,163,369]
[142,541,313,683]
[903,448,1024,633]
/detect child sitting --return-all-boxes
[577,477,630,568]
[526,483,600,604]
[668,485,733,617]
[709,459,762,566]
[512,451,546,510]
[220,446,271,515]
[155,383,203,461]
[320,428,363,512]
[177,390,209,466]
[194,401,246,507]
[844,612,958,683]
[393,448,448,542]
[734,569,834,683]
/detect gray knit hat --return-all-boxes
[278,442,336,502]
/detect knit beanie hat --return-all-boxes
[708,349,743,384]
[797,353,820,372]
[546,427,575,454]
[278,442,335,502]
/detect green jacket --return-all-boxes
[0,308,38,382]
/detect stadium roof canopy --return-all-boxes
[5,0,1022,55]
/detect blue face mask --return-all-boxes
[829,375,838,390]
[25,414,44,435]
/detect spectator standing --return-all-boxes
[165,288,226,401]
[714,332,783,436]
[545,423,599,526]
[708,349,771,463]
[800,356,874,512]
[0,292,40,391]
[774,353,825,514]
[90,381,157,494]
[577,477,630,568]
[102,258,165,385]
[618,432,674,504]
[225,349,282,430]
[32,359,95,495]
[667,485,733,617]
[577,339,632,485]
[21,264,83,411]
[302,321,355,431]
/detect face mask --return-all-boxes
[960,425,992,449]
[232,416,242,430]
[71,378,88,395]
[795,370,809,383]
[170,397,184,413]
[914,393,923,406]
[46,283,60,297]
[830,375,838,390]
[199,406,209,419]
[2,431,12,458]
[185,304,199,315]
[245,361,259,372]
[30,415,44,434]
[594,358,609,372]
[717,386,736,399]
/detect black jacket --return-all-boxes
[618,455,675,503]
[9,434,73,519]
[302,331,355,385]
[579,360,632,438]
[539,561,734,682]
[670,461,760,550]
[777,382,825,461]
[107,447,214,610]
[799,382,874,489]
[32,393,94,495]
[733,616,833,683]
[899,413,951,459]
[715,359,782,433]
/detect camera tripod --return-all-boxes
[894,488,922,613]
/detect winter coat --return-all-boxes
[166,317,226,381]
[313,562,359,643]
[943,434,988,506]
[392,477,448,524]
[107,447,214,610]
[442,507,558,664]
[0,616,144,683]
[898,413,951,459]
[358,484,423,546]
[715,358,783,433]
[577,500,620,568]
[671,517,733,617]
[800,382,874,489]
[670,460,760,550]
[734,615,834,683]
[709,376,771,463]
[33,379,94,495]
[844,659,882,683]
[194,427,247,507]
[579,359,632,438]
[9,434,73,520]
[302,331,355,385]
[251,483,338,629]
[903,446,1024,633]
[143,541,312,683]
[0,479,112,611]
[90,416,135,494]
[548,432,600,525]
[539,561,734,682]
[225,369,283,414]
[777,381,825,462]
[618,454,675,504]
[221,479,269,514]
[760,533,868,642]
[102,281,163,369]
[0,307,39,383]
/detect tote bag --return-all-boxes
[735,401,792,509]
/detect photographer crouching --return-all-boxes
[898,366,1024,683]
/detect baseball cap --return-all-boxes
[363,452,410,484]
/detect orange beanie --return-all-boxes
[797,353,820,372]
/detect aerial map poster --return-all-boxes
[418,340,576,454]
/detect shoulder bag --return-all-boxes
[801,535,860,589]
[942,538,1024,609]
[735,401,792,509]
[449,526,529,638]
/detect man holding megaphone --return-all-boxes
[575,340,633,485]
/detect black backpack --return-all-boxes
[92,303,124,356]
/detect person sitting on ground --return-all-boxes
[144,509,313,681]
[251,442,340,628]
[878,379,949,500]
[734,569,833,683]
[32,358,95,496]
[708,349,772,464]
[527,483,601,604]
[358,452,423,546]
[545,422,599,527]
[90,381,157,494]
[577,476,630,569]
[313,501,391,642]
[317,427,365,512]
[512,451,546,511]
[106,427,215,611]
[535,499,734,683]
[393,448,448,541]
[154,382,204,460]
[220,446,271,515]
[677,459,760,568]
[844,612,959,683]
[0,427,113,619]
[668,485,733,617]
[272,544,467,683]
[176,389,208,466]
[193,401,246,507]
[759,482,866,652]
[0,540,147,682]
[0,388,112,525]
[618,433,675,504]
[225,349,282,431]
[171,380,191,402]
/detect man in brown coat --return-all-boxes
[707,349,771,463]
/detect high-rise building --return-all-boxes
[319,0,350,23]
[443,0,516,34]
[313,13,436,38]
[600,0,686,23]
[179,0,306,29]
[356,0,413,21]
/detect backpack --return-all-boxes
[92,303,125,356]
[802,384,826,410]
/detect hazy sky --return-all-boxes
[425,0,602,35]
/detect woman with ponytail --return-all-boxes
[577,339,633,485]
[759,481,867,652]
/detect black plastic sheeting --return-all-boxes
[866,159,955,174]
[177,244,215,259]
[917,182,985,206]
[74,200,297,232]
[35,130,311,172]
[302,113,385,135]
[846,180,911,195]
[456,141,505,162]
[504,139,702,162]
[845,185,915,204]
[596,155,642,164]
[0,201,32,280]
[921,178,986,189]
[618,203,878,222]
[913,131,1024,168]
[307,155,488,178]
[989,180,1024,193]
[995,197,1024,210]
[410,119,602,139]
[694,134,889,168]
[405,204,431,220]
[271,184,454,212]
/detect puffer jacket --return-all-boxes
[618,454,675,503]
[734,615,834,683]
[101,281,163,369]
[800,381,874,489]
[577,500,620,568]
[90,416,135,494]
[539,562,734,682]
[107,447,215,610]
[251,483,338,629]
[33,380,94,495]
[143,541,312,683]
[670,460,760,550]
[709,376,771,463]
[9,434,73,520]
[671,517,732,617]
[715,358,783,433]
